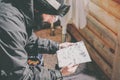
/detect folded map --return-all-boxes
[57,41,92,67]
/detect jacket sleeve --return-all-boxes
[25,32,59,55]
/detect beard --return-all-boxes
[33,12,50,30]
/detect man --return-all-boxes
[0,0,77,80]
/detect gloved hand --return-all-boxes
[60,64,79,76]
[59,42,75,49]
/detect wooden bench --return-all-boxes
[67,23,120,80]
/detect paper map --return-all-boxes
[57,41,92,67]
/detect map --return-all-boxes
[57,41,92,67]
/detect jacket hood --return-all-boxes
[2,0,34,27]
[0,0,34,36]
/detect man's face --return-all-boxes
[34,12,59,30]
[42,14,58,24]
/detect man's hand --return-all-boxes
[59,42,75,49]
[60,64,79,76]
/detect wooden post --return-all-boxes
[112,29,120,80]
[91,0,120,19]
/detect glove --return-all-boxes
[60,64,79,76]
[59,42,75,49]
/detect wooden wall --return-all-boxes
[67,0,120,80]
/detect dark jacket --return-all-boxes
[0,0,62,80]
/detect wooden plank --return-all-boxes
[67,24,112,79]
[88,1,120,34]
[67,24,114,67]
[112,31,120,80]
[79,27,114,66]
[91,0,120,19]
[87,14,117,53]
[113,0,120,3]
